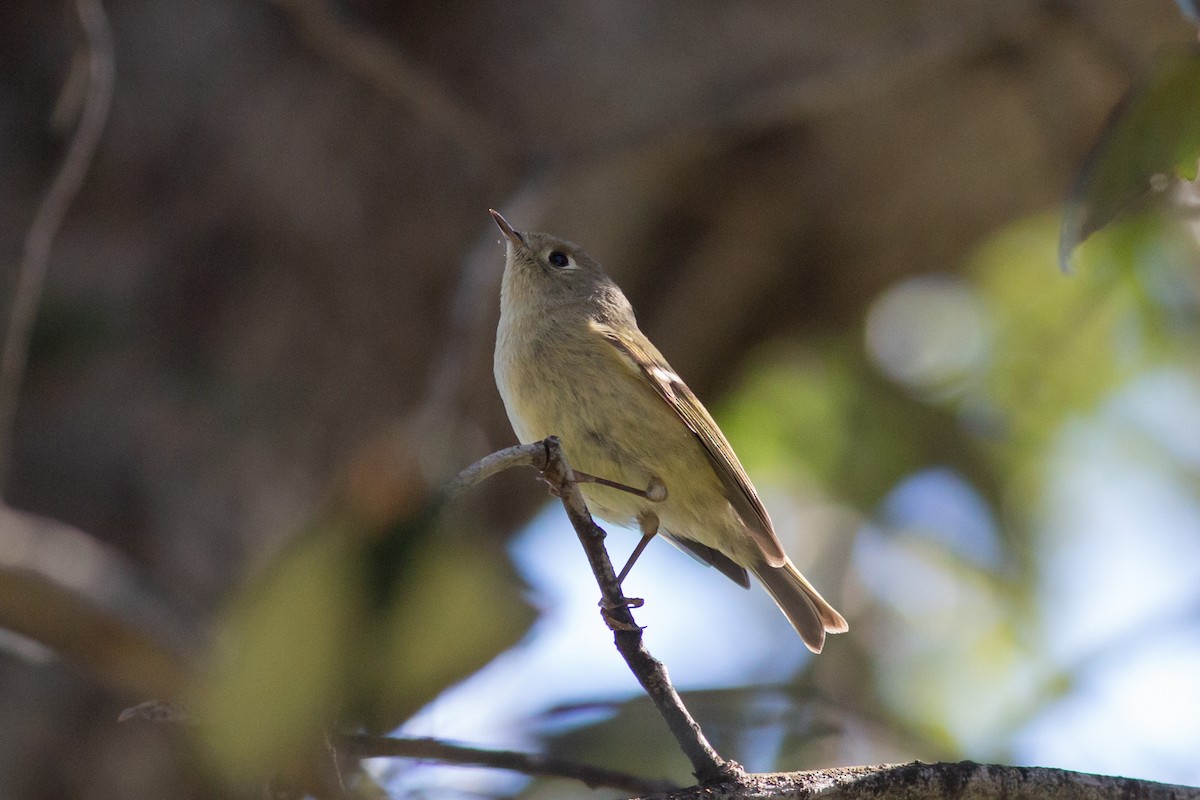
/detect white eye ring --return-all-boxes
[546,250,577,270]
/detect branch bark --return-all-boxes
[631,761,1200,800]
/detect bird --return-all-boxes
[490,209,846,652]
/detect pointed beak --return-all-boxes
[489,209,524,247]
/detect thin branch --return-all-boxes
[537,436,743,786]
[0,0,114,495]
[439,437,738,784]
[116,703,676,797]
[339,734,677,796]
[441,441,548,500]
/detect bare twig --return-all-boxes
[339,734,677,796]
[441,441,547,499]
[116,702,675,796]
[0,0,114,494]
[537,436,743,786]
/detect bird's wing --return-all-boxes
[595,322,787,568]
[660,532,751,588]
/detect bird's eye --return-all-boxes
[547,251,570,269]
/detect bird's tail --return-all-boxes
[752,559,847,654]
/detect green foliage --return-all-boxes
[977,211,1199,477]
[195,528,363,780]
[371,527,538,727]
[193,499,536,786]
[1060,45,1200,269]
[717,343,991,511]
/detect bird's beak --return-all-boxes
[489,209,524,247]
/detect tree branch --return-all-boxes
[442,437,739,783]
[116,702,676,797]
[634,761,1200,800]
[338,734,676,796]
[442,441,548,500]
[0,0,113,494]
[536,436,742,785]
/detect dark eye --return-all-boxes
[547,251,570,268]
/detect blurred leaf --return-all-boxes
[194,527,364,782]
[974,216,1129,456]
[717,347,856,489]
[972,212,1199,480]
[193,429,536,786]
[371,528,536,729]
[718,343,999,511]
[1060,45,1200,270]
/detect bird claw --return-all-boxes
[599,594,644,610]
[598,595,645,631]
[600,608,644,632]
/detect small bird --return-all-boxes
[490,210,847,652]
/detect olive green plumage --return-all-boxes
[490,210,846,653]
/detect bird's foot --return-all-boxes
[598,595,645,631]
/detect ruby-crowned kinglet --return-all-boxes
[490,210,847,652]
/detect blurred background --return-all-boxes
[1,1,1199,798]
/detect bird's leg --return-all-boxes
[570,472,668,503]
[600,511,659,631]
[568,474,663,628]
[616,511,660,585]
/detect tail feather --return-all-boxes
[753,559,847,654]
